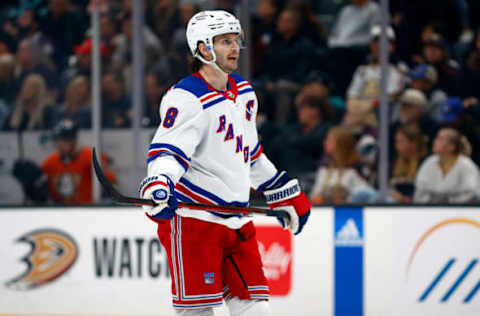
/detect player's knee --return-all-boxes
[228,299,271,316]
[174,308,214,316]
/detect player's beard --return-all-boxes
[216,55,238,74]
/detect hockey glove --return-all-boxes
[264,177,311,235]
[139,174,178,220]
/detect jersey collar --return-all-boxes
[193,72,238,102]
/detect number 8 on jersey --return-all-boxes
[162,107,179,128]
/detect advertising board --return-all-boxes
[0,208,332,316]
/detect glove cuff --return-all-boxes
[264,179,301,204]
[139,174,174,198]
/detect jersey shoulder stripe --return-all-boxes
[173,75,211,99]
[172,75,228,110]
[229,72,245,84]
[230,73,254,95]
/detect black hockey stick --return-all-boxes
[92,148,290,220]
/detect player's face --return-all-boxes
[213,33,241,73]
[56,139,76,157]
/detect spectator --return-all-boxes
[287,0,327,46]
[169,1,199,82]
[259,78,335,151]
[0,53,17,107]
[343,98,378,140]
[41,119,116,204]
[309,126,371,204]
[62,38,110,87]
[418,33,461,95]
[397,0,469,49]
[408,63,448,122]
[327,0,381,95]
[14,38,59,97]
[342,98,378,184]
[315,0,351,31]
[53,75,91,128]
[391,88,439,150]
[390,124,428,203]
[143,72,169,127]
[0,18,18,54]
[347,25,405,102]
[414,128,480,203]
[147,0,180,50]
[99,13,118,57]
[438,97,480,167]
[294,78,343,122]
[328,0,381,48]
[112,12,165,69]
[38,0,86,69]
[265,95,333,188]
[3,73,55,131]
[0,54,16,127]
[455,32,480,166]
[15,9,54,64]
[257,8,315,125]
[101,71,131,128]
[458,31,480,100]
[251,0,279,77]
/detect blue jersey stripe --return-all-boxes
[149,143,191,161]
[202,96,226,109]
[238,88,254,95]
[177,189,243,219]
[179,178,248,207]
[257,171,292,192]
[256,171,280,192]
[147,152,189,172]
[175,191,194,203]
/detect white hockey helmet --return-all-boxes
[186,10,243,65]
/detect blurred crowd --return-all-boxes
[1,0,480,205]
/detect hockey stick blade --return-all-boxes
[92,148,290,220]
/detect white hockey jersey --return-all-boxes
[147,72,281,228]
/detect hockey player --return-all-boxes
[42,118,116,203]
[139,10,311,316]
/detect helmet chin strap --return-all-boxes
[196,50,231,76]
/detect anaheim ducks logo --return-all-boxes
[6,229,78,290]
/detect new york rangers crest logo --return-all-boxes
[246,100,254,121]
[153,189,168,200]
[204,272,214,284]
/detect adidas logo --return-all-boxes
[335,218,363,247]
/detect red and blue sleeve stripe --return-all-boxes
[147,143,191,172]
[250,142,263,166]
[256,171,290,192]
